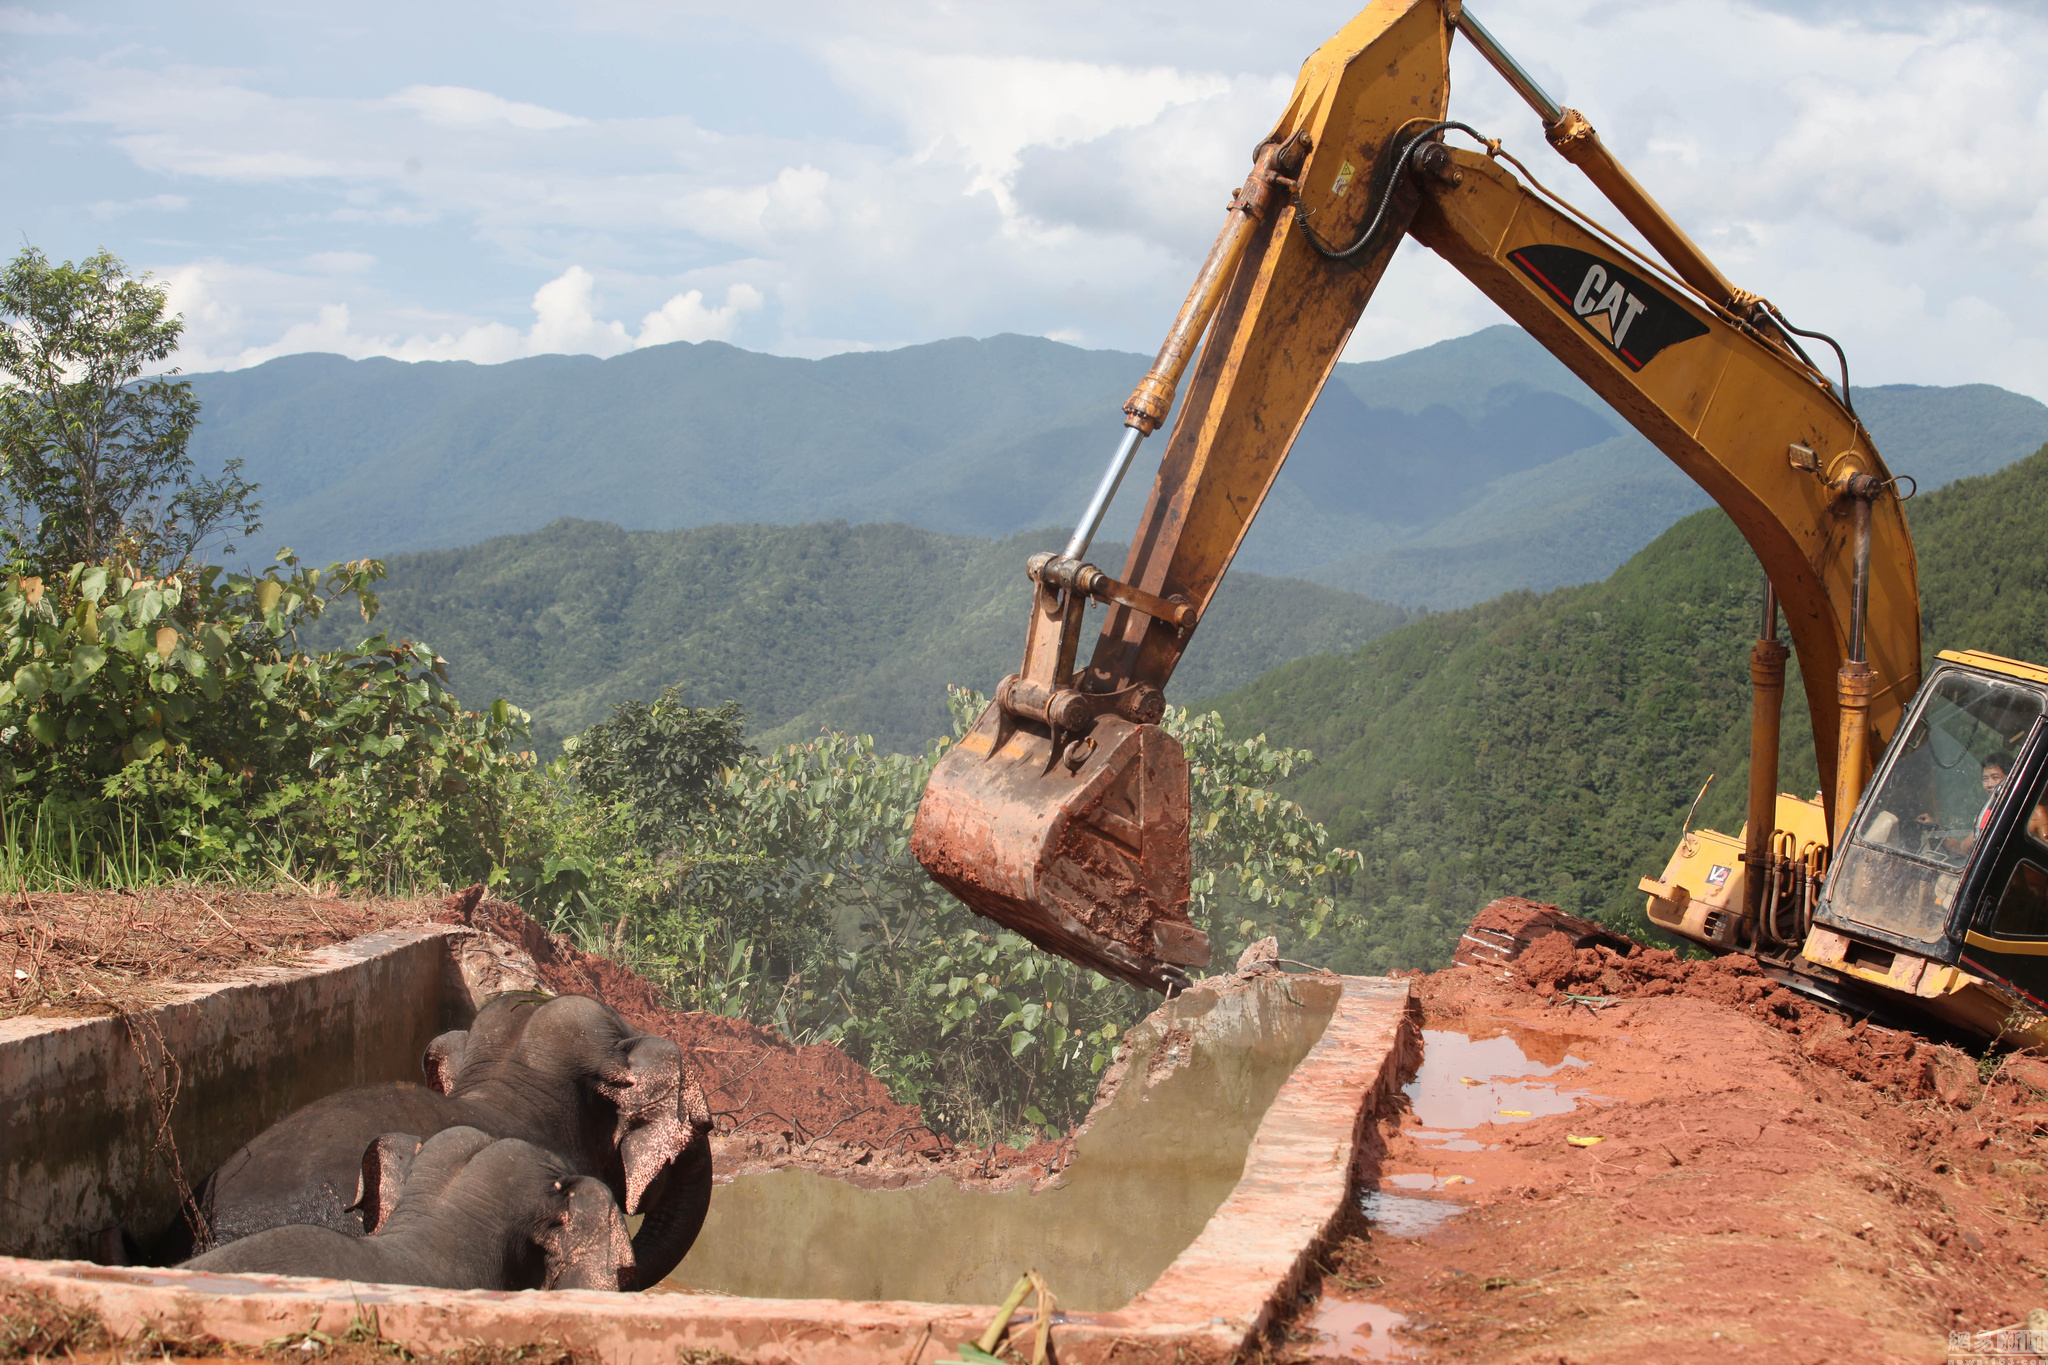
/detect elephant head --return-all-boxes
[593,1033,714,1290]
[372,1127,636,1292]
[447,994,714,1289]
[535,1169,638,1292]
[594,1033,712,1213]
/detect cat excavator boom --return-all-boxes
[912,0,2048,1042]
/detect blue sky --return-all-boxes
[5,0,2045,399]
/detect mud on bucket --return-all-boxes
[911,701,1210,992]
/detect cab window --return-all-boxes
[1857,671,2042,869]
[1992,861,2048,938]
[1990,763,2048,939]
[1829,671,2044,945]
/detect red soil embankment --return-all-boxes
[444,887,936,1156]
[1294,913,2048,1362]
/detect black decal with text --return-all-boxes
[1508,244,1709,372]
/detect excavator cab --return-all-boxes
[1799,653,2048,1038]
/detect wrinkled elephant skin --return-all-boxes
[184,1127,633,1291]
[189,994,711,1288]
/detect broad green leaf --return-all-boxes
[12,663,48,703]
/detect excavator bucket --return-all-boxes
[909,0,1457,994]
[912,701,1209,993]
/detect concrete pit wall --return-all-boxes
[0,926,462,1261]
[0,928,1418,1364]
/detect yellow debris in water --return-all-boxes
[1497,1109,1533,1117]
[1456,1076,1481,1086]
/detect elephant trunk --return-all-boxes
[625,1128,712,1290]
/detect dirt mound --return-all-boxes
[1489,920,2005,1109]
[1454,895,1638,971]
[441,887,935,1156]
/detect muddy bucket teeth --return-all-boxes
[912,702,1210,993]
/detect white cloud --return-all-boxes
[9,0,2041,402]
[1010,75,1291,248]
[823,43,1235,206]
[637,282,764,346]
[160,262,765,370]
[86,192,188,218]
[388,85,589,132]
[0,6,84,35]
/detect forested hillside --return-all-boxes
[188,327,2048,608]
[321,518,1409,754]
[1213,441,2048,973]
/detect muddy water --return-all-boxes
[1330,1022,1600,1350]
[1376,1024,1596,1205]
[665,973,1341,1311]
[1310,1298,1412,1360]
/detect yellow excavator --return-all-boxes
[912,0,2048,1045]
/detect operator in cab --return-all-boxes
[1914,752,2016,856]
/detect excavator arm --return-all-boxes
[912,0,1919,991]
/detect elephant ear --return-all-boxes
[594,1035,696,1215]
[348,1133,422,1235]
[539,1176,636,1292]
[422,1030,467,1095]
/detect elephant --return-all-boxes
[187,993,711,1290]
[183,1127,634,1291]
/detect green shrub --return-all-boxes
[0,554,530,889]
[521,687,1362,1147]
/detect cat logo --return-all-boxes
[1507,244,1708,372]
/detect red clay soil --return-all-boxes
[444,886,934,1155]
[1288,943,2048,1363]
[444,888,1081,1185]
[1,887,440,1021]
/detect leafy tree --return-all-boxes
[0,246,258,573]
[0,244,531,893]
[565,689,749,834]
[524,685,1360,1146]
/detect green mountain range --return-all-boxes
[323,519,1410,755]
[1212,440,2048,972]
[189,328,2048,609]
